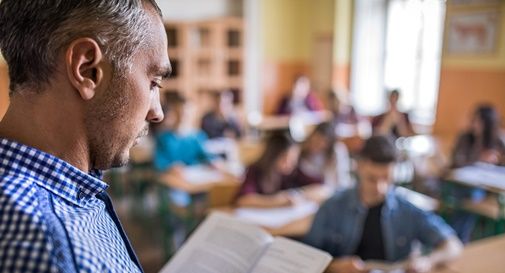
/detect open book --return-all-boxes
[160,212,332,273]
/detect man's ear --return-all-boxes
[65,38,105,100]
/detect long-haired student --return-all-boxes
[235,132,301,208]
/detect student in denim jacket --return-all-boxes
[304,136,462,273]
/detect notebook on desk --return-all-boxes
[234,200,319,228]
[451,163,505,191]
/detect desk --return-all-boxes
[442,165,505,235]
[432,235,505,273]
[212,207,316,238]
[211,185,333,237]
[157,167,241,258]
[158,167,240,195]
[446,165,505,194]
[251,111,332,142]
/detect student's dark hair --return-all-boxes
[302,122,336,161]
[389,89,400,98]
[254,131,297,182]
[0,0,161,93]
[472,104,501,149]
[359,135,397,164]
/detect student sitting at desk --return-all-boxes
[304,136,462,273]
[327,90,361,138]
[372,89,415,138]
[235,132,301,208]
[154,92,214,172]
[448,104,505,243]
[452,104,505,168]
[276,74,323,115]
[294,122,352,190]
[201,90,242,139]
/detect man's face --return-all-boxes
[86,7,170,170]
[357,160,394,207]
[389,93,399,109]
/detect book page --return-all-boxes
[159,212,273,273]
[234,200,318,228]
[250,237,332,273]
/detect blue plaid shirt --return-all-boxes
[0,138,143,273]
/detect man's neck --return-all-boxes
[0,94,90,172]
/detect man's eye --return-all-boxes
[151,81,163,90]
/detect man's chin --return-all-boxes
[107,151,131,169]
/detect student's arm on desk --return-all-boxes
[410,205,463,273]
[324,257,366,273]
[235,192,294,208]
[407,236,462,273]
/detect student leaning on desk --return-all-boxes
[304,136,463,273]
[234,132,303,208]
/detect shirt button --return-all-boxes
[77,189,86,200]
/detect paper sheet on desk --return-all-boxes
[234,201,319,228]
[182,166,224,185]
[451,163,505,190]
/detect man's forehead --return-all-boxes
[141,8,170,76]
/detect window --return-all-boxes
[384,0,446,125]
[351,0,446,125]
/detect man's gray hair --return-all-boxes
[0,0,162,93]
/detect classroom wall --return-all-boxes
[332,0,353,92]
[433,2,505,141]
[157,0,242,21]
[260,0,335,114]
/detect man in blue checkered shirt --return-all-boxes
[0,1,170,272]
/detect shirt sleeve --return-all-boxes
[0,209,57,273]
[303,199,339,255]
[193,133,214,163]
[414,208,455,248]
[154,134,176,171]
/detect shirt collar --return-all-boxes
[348,185,398,212]
[0,138,108,206]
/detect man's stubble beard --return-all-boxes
[85,75,134,170]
